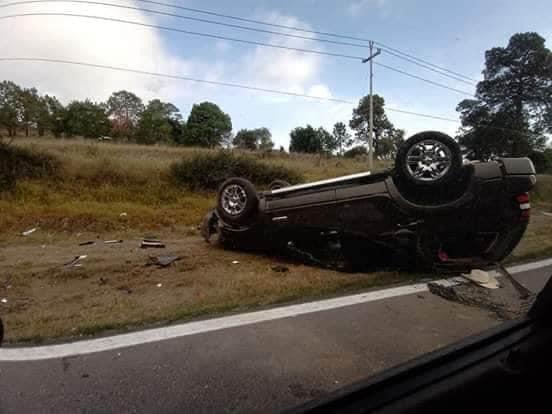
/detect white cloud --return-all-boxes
[240,12,327,98]
[307,84,332,99]
[0,1,195,103]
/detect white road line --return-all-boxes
[1,258,551,362]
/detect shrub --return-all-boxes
[0,143,61,192]
[529,150,552,174]
[171,150,303,191]
[344,146,368,158]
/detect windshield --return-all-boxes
[1,0,551,412]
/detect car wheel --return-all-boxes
[216,178,259,226]
[396,131,462,187]
[269,180,291,191]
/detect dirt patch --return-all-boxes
[0,230,409,344]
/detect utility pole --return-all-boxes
[362,41,381,171]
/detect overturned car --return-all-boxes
[202,131,536,271]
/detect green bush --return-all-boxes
[0,143,61,192]
[529,150,552,174]
[171,150,303,191]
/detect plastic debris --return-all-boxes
[147,256,180,267]
[119,212,128,217]
[64,255,87,267]
[1,298,7,304]
[461,269,500,289]
[141,239,165,249]
[79,241,95,246]
[22,228,37,236]
[232,260,240,264]
[104,240,123,244]
[156,283,163,288]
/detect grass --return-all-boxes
[0,137,386,235]
[1,137,551,344]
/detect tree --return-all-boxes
[233,127,274,151]
[64,100,110,138]
[0,81,24,137]
[349,94,396,155]
[289,125,322,153]
[289,125,335,154]
[20,87,42,137]
[457,32,551,159]
[40,95,65,138]
[106,90,144,139]
[376,128,405,160]
[183,102,232,147]
[136,99,182,145]
[332,122,352,155]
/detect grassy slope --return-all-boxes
[1,138,385,235]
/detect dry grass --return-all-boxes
[0,233,415,343]
[0,137,386,235]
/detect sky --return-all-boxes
[1,0,551,148]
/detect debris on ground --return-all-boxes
[461,269,500,289]
[428,274,535,320]
[64,255,87,267]
[98,277,108,286]
[104,240,123,245]
[156,283,163,288]
[116,286,132,294]
[1,298,7,304]
[21,228,37,236]
[141,239,165,249]
[147,256,181,268]
[119,212,128,217]
[271,265,289,273]
[79,241,96,246]
[232,260,240,265]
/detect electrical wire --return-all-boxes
[0,57,538,136]
[0,0,478,83]
[375,41,478,82]
[0,13,367,60]
[374,62,473,96]
[0,0,478,86]
[0,12,476,97]
[0,57,462,123]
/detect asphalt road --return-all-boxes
[0,263,550,413]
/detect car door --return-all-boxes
[265,187,338,230]
[336,181,399,237]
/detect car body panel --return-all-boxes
[204,157,537,269]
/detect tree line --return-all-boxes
[0,78,405,157]
[0,32,550,164]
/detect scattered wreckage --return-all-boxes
[202,131,537,271]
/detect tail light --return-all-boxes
[516,193,531,220]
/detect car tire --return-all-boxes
[396,131,462,187]
[269,180,291,191]
[216,178,259,226]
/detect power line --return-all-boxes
[0,0,479,87]
[0,57,462,123]
[0,0,371,50]
[375,41,478,82]
[374,62,473,96]
[0,0,478,83]
[1,13,476,97]
[0,13,366,61]
[380,48,476,86]
[0,57,538,137]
